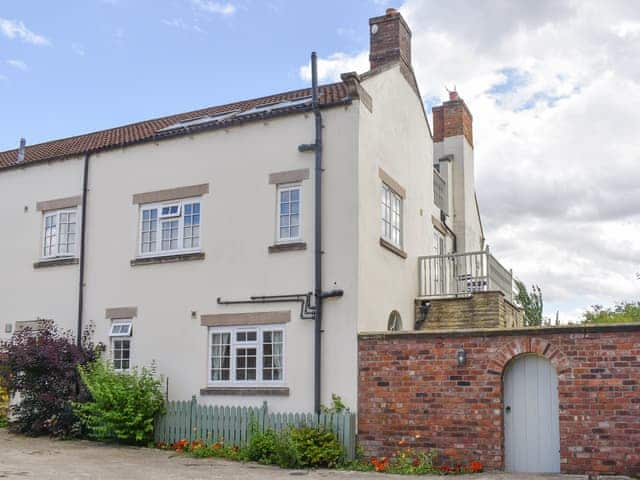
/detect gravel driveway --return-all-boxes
[0,429,600,480]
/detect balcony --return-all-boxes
[418,249,514,301]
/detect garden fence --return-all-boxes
[154,396,357,460]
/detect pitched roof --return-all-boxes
[0,82,349,170]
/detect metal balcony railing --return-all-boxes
[418,249,513,301]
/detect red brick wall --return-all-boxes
[369,10,412,70]
[358,325,640,476]
[432,97,474,147]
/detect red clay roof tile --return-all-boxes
[0,82,348,170]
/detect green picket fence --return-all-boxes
[154,396,357,460]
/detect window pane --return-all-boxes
[210,332,231,381]
[183,203,201,250]
[161,220,179,251]
[57,210,77,255]
[235,347,257,381]
[141,209,158,253]
[262,330,283,382]
[112,339,131,370]
[277,187,301,241]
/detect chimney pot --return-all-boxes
[449,91,459,101]
[386,8,398,15]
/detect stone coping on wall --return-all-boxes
[360,322,640,339]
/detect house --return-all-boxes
[0,9,519,413]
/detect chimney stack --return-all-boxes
[432,91,473,147]
[17,138,26,164]
[369,8,412,71]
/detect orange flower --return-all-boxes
[371,457,389,472]
[469,461,483,473]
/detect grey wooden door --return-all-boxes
[504,354,560,473]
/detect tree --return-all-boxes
[582,302,640,324]
[0,321,98,437]
[514,280,544,326]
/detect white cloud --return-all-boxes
[6,59,27,71]
[72,43,86,56]
[301,1,640,321]
[0,18,50,46]
[299,51,369,83]
[162,18,205,34]
[191,0,236,16]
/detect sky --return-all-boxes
[1,0,639,323]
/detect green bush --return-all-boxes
[246,425,343,469]
[290,427,344,468]
[74,361,165,444]
[246,428,281,465]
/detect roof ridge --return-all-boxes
[0,82,345,159]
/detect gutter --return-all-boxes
[76,153,90,346]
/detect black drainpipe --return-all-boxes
[77,153,90,346]
[311,51,323,414]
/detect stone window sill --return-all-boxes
[33,257,79,269]
[379,238,407,259]
[130,251,205,266]
[268,242,307,253]
[200,387,290,396]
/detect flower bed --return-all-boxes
[157,434,484,475]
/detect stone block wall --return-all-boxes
[415,291,523,330]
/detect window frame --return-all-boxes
[109,320,133,337]
[137,197,202,257]
[41,207,79,259]
[208,325,285,387]
[381,182,403,248]
[111,337,132,372]
[276,183,302,243]
[109,319,133,371]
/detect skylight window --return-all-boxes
[156,110,239,133]
[238,97,312,117]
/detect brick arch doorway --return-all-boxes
[503,353,560,473]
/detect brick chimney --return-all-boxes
[432,91,473,147]
[369,8,412,70]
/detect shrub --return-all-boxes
[246,425,343,469]
[290,426,344,468]
[246,428,280,465]
[74,361,165,444]
[0,321,97,437]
